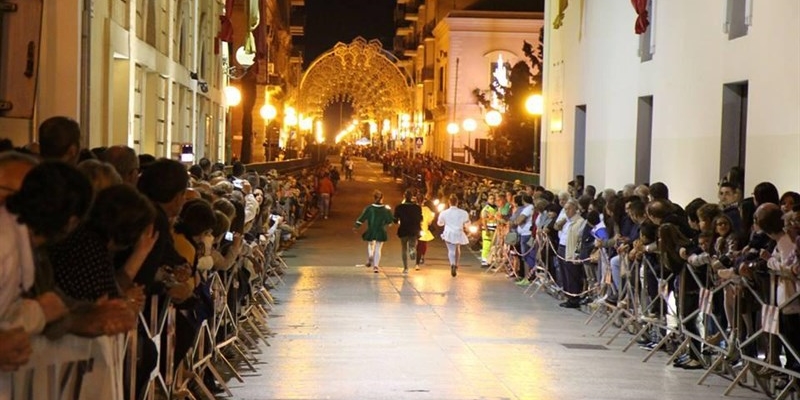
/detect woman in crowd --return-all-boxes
[49,184,156,303]
[437,194,470,277]
[171,199,217,364]
[354,190,394,273]
[6,162,137,337]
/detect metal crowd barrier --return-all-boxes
[8,231,286,400]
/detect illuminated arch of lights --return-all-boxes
[298,37,412,122]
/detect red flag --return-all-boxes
[631,0,649,35]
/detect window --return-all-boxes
[145,0,156,46]
[489,55,511,112]
[638,0,655,62]
[574,105,587,177]
[719,82,748,180]
[635,96,653,184]
[438,66,444,93]
[725,0,752,40]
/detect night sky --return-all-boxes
[304,0,397,66]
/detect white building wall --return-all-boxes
[545,0,800,205]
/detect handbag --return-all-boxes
[504,231,519,246]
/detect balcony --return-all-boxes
[396,25,413,36]
[397,58,413,69]
[404,12,418,22]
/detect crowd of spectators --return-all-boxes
[0,116,317,399]
[3,124,799,397]
[384,147,800,394]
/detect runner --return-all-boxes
[416,199,436,270]
[353,190,394,273]
[393,189,422,275]
[437,194,470,277]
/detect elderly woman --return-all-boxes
[557,199,586,308]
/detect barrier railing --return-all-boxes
[441,160,540,186]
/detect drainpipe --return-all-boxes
[191,0,199,159]
[80,0,92,147]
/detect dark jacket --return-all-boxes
[394,202,423,238]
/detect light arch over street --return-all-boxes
[297,37,412,123]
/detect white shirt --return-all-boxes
[0,206,45,400]
[517,204,534,236]
[558,214,573,246]
[0,206,42,333]
[437,206,470,245]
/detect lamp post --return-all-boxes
[299,116,312,158]
[462,118,476,164]
[223,86,242,162]
[315,120,324,162]
[447,57,460,162]
[284,107,298,159]
[525,94,544,173]
[260,102,277,161]
[446,122,459,161]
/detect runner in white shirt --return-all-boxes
[437,194,470,277]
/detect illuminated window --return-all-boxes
[489,55,511,112]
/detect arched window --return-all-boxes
[483,50,517,112]
[174,0,191,65]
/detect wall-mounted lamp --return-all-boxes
[190,71,209,93]
[550,105,563,133]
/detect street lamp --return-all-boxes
[446,122,459,162]
[224,86,242,107]
[525,94,544,173]
[462,118,476,164]
[485,110,502,127]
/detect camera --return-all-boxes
[224,231,234,241]
[232,179,244,189]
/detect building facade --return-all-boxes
[0,0,302,164]
[394,0,542,162]
[543,0,800,204]
[1,0,228,161]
